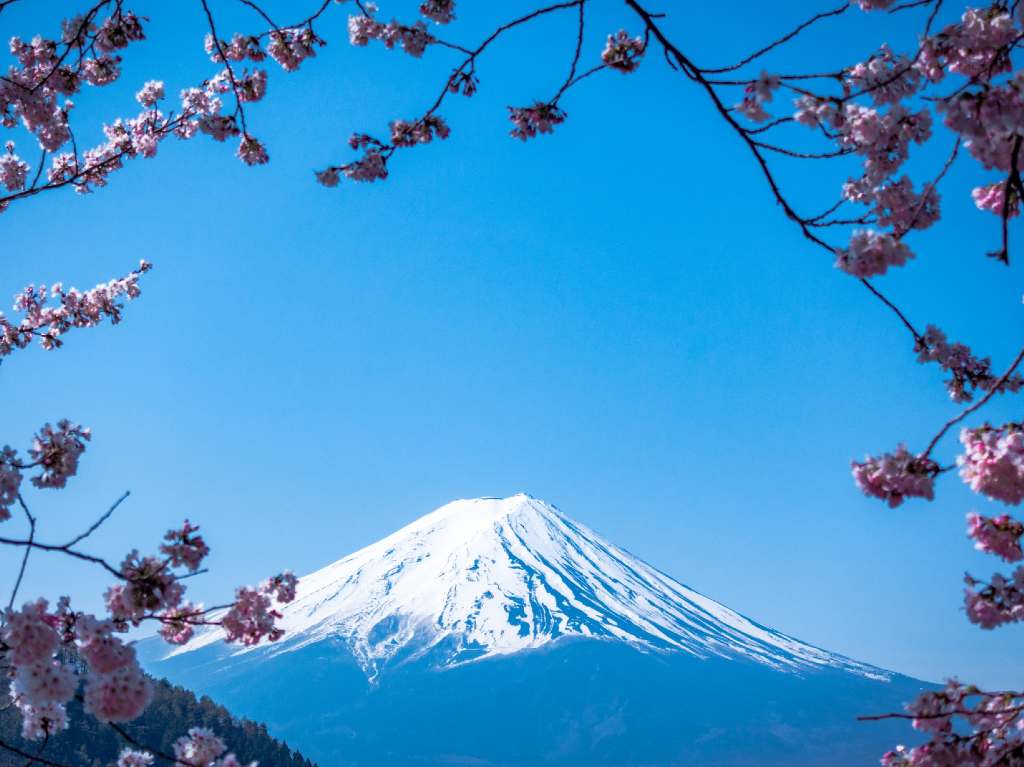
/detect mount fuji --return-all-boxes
[141,494,927,767]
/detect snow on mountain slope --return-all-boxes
[167,494,887,681]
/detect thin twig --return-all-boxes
[62,490,130,548]
[8,495,36,610]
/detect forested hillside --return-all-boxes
[0,678,317,767]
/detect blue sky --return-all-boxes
[3,0,1022,689]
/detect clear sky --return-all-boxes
[3,0,1022,689]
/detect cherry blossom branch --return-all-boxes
[922,346,1024,459]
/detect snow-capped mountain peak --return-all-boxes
[169,494,885,680]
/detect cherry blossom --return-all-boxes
[601,31,645,73]
[420,0,456,25]
[82,662,153,723]
[967,512,1024,562]
[963,568,1024,628]
[390,115,450,147]
[347,16,433,58]
[508,103,567,141]
[160,521,210,572]
[267,28,324,72]
[237,134,269,165]
[958,423,1024,505]
[15,699,69,741]
[29,420,90,489]
[117,749,154,767]
[174,727,226,766]
[915,326,1024,403]
[158,602,202,645]
[106,551,184,624]
[834,229,914,277]
[0,143,30,192]
[851,445,938,507]
[263,571,298,604]
[972,181,1019,218]
[846,45,921,105]
[0,449,22,521]
[135,80,165,108]
[2,599,59,666]
[221,586,284,646]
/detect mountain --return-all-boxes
[142,494,926,767]
[0,677,318,767]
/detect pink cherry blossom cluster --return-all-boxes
[29,420,91,490]
[160,521,210,572]
[736,72,779,123]
[958,423,1024,505]
[834,229,913,278]
[843,175,940,235]
[420,0,456,25]
[972,181,1019,218]
[0,261,151,358]
[851,445,939,508]
[0,420,91,520]
[173,727,255,767]
[967,512,1024,562]
[845,45,920,106]
[220,575,297,646]
[924,7,1015,82]
[963,568,1024,628]
[2,598,153,738]
[204,33,266,65]
[601,30,646,74]
[508,102,567,141]
[347,15,434,58]
[915,326,1024,403]
[838,105,933,188]
[324,132,390,183]
[267,28,325,72]
[390,115,451,147]
[116,749,153,767]
[0,142,30,192]
[1,9,145,155]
